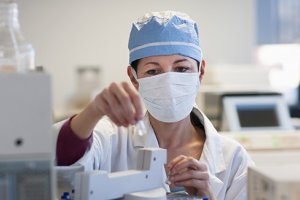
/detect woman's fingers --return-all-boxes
[168,157,209,185]
[166,155,186,172]
[173,178,210,197]
[169,169,209,183]
[94,81,143,127]
[122,82,144,121]
[102,87,128,126]
[109,82,135,125]
[168,156,207,174]
[96,92,122,126]
[172,157,207,174]
[167,155,211,197]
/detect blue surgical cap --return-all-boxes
[128,11,202,64]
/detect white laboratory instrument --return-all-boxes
[248,164,300,200]
[221,95,293,132]
[222,130,300,167]
[73,148,167,200]
[0,73,55,200]
[56,164,84,199]
[196,64,275,129]
[223,131,300,151]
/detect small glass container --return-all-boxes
[0,1,35,72]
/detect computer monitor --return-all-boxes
[221,95,294,132]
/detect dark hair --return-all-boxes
[130,59,140,73]
[130,58,200,73]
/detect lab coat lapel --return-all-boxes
[195,108,226,173]
[200,141,224,197]
[200,143,224,197]
[196,108,226,197]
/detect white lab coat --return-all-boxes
[53,107,254,200]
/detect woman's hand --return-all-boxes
[70,81,143,139]
[166,155,215,200]
[93,81,144,127]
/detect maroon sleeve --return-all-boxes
[56,116,93,166]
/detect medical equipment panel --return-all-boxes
[74,148,167,200]
[248,164,300,200]
[0,73,55,200]
[221,95,293,132]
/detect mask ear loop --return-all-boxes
[130,66,138,81]
[198,51,203,75]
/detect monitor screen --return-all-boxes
[221,95,294,132]
[236,104,279,127]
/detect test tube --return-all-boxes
[136,120,147,136]
[165,171,171,185]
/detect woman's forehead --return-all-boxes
[139,54,196,64]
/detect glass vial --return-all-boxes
[0,2,35,72]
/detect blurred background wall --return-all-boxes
[16,0,256,116]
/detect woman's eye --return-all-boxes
[175,67,189,72]
[146,69,160,75]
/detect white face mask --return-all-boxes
[137,72,200,123]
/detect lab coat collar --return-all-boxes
[192,107,226,196]
[132,107,226,195]
[192,107,226,174]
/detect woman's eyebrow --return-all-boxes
[173,59,189,64]
[143,62,160,66]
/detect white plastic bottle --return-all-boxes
[0,1,35,72]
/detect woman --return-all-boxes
[54,11,254,199]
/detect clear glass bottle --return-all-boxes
[0,1,35,72]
